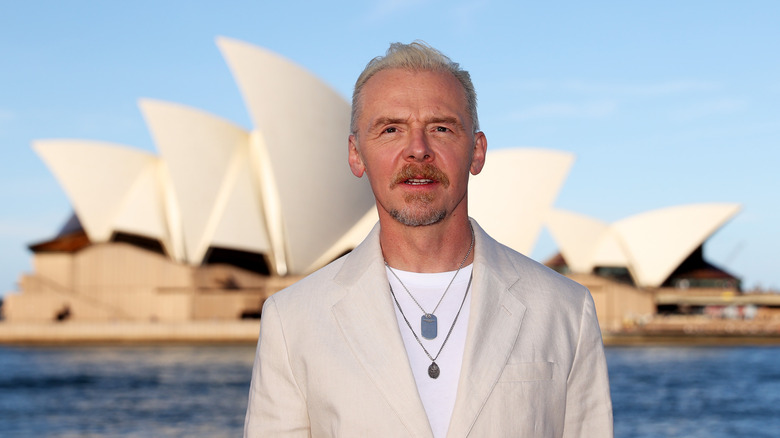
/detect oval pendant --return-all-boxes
[428,362,440,379]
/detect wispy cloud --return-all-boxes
[509,100,618,120]
[0,109,15,136]
[362,0,486,26]
[514,80,720,97]
[362,0,432,22]
[670,98,748,121]
[451,0,490,26]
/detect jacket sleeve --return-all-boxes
[562,291,614,438]
[244,297,311,437]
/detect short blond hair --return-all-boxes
[350,41,479,133]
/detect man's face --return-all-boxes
[348,68,487,227]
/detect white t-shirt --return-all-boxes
[386,265,473,438]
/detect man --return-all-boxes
[244,41,613,437]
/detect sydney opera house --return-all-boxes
[3,38,749,334]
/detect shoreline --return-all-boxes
[0,321,261,345]
[605,316,780,346]
[2,321,780,347]
[603,332,780,347]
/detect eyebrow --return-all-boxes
[369,117,407,132]
[428,116,460,126]
[369,116,462,132]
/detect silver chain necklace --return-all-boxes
[384,223,474,340]
[389,272,472,379]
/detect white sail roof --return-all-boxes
[217,37,375,276]
[33,140,170,249]
[469,148,574,255]
[139,99,270,264]
[33,39,377,276]
[614,203,741,287]
[547,203,741,287]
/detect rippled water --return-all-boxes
[0,345,255,437]
[0,345,778,437]
[608,346,780,438]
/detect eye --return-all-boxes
[435,126,450,132]
[383,127,398,134]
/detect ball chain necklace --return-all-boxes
[385,223,474,340]
[389,271,472,379]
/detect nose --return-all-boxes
[404,128,434,162]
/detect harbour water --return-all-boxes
[608,346,780,437]
[0,345,778,437]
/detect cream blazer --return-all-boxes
[244,220,613,437]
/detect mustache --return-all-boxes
[391,164,450,188]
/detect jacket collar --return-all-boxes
[447,219,528,438]
[331,223,434,437]
[330,219,528,438]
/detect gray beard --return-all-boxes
[389,207,447,227]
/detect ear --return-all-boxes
[348,134,366,178]
[469,131,487,175]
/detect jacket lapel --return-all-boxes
[446,221,528,438]
[331,224,434,438]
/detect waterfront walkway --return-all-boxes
[0,321,261,344]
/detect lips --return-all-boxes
[405,178,435,185]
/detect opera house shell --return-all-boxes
[546,204,741,289]
[3,38,741,331]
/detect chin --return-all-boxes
[389,208,447,227]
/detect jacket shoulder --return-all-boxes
[492,232,584,282]
[265,254,349,311]
[492,239,590,307]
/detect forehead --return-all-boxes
[357,68,469,125]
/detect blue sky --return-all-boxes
[1,0,778,296]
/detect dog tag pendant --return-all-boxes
[428,362,440,379]
[421,314,437,339]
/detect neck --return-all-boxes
[380,214,474,273]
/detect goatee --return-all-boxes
[389,163,449,226]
